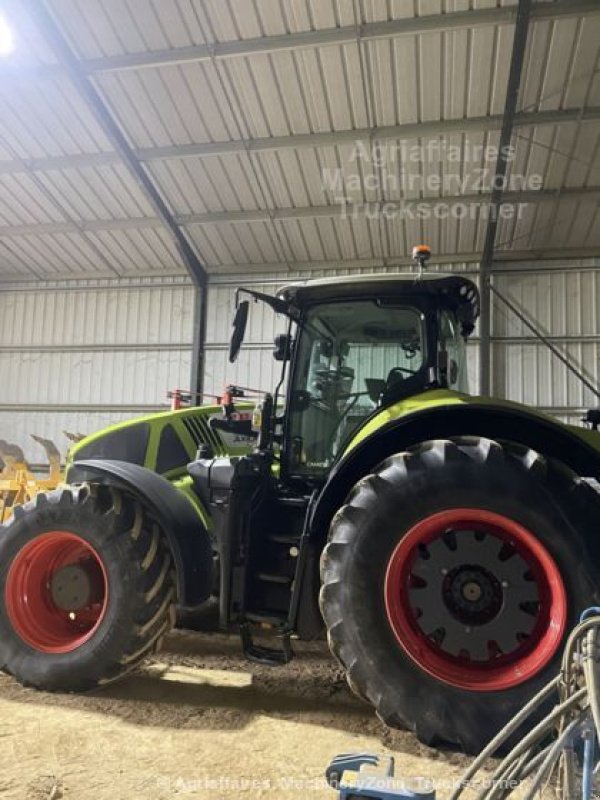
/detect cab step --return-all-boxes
[276,496,310,508]
[240,621,293,666]
[268,533,301,546]
[255,572,292,585]
[245,611,287,626]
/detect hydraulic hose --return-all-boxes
[451,611,600,800]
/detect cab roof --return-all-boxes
[277,272,480,335]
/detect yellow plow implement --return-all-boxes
[0,435,63,524]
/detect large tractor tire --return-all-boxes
[320,437,600,753]
[0,483,176,691]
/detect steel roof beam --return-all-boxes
[1,247,599,287]
[80,1,600,73]
[0,152,122,175]
[134,106,600,160]
[0,105,597,177]
[0,0,597,84]
[178,189,600,225]
[0,187,597,237]
[0,218,162,236]
[200,250,600,273]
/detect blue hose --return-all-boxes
[579,607,600,623]
[579,608,600,800]
[582,731,595,800]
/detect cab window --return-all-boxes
[288,300,425,473]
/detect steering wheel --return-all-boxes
[387,366,417,379]
[292,387,365,416]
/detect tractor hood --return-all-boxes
[66,402,256,479]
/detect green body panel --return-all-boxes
[344,388,600,456]
[68,403,255,468]
[66,402,257,527]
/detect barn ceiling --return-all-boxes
[0,0,598,282]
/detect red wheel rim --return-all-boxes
[384,509,567,691]
[5,531,108,654]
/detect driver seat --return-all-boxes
[381,367,405,406]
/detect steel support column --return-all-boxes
[190,284,209,403]
[479,0,532,396]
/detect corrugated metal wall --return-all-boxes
[491,261,600,426]
[1,260,598,465]
[0,276,195,464]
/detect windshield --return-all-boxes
[287,300,426,474]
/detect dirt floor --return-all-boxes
[0,631,485,800]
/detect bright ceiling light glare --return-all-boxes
[0,14,14,57]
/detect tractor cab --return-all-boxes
[279,273,478,477]
[225,271,480,482]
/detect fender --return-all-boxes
[309,403,600,544]
[67,459,212,607]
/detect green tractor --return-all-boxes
[2,247,600,752]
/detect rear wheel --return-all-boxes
[320,437,600,752]
[0,484,176,691]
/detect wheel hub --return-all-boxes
[442,563,503,626]
[50,561,102,612]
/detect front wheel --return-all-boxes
[0,484,176,691]
[320,437,600,752]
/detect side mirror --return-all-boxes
[457,302,475,337]
[229,301,249,363]
[273,333,292,362]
